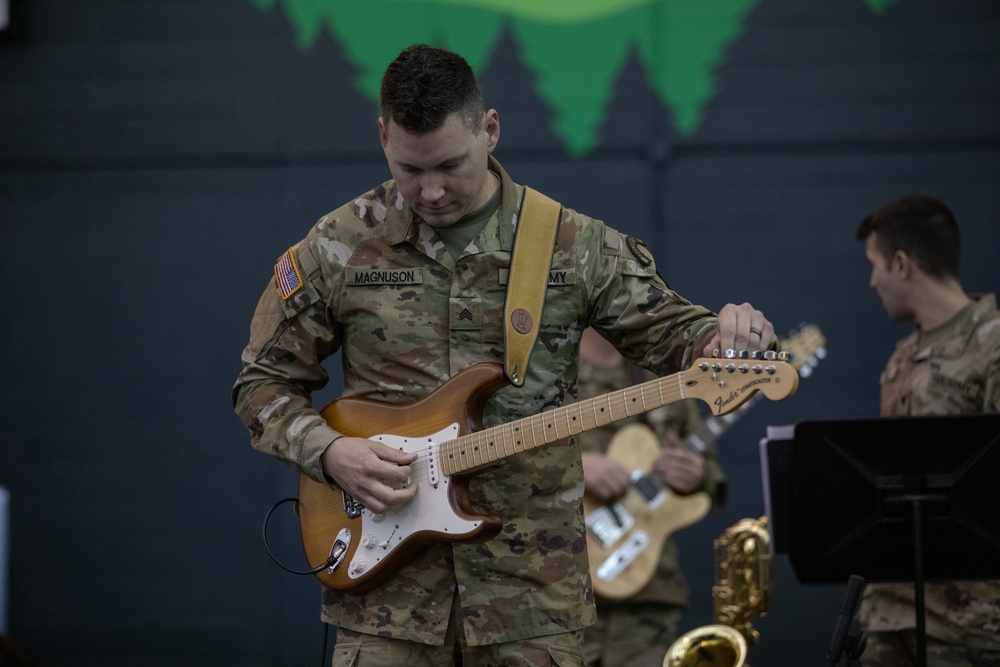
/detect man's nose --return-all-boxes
[420,174,445,202]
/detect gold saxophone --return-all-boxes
[663,516,772,667]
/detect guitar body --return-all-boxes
[297,362,509,594]
[584,423,711,600]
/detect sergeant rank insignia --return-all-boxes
[275,248,303,300]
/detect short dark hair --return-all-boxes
[855,194,961,280]
[380,44,485,134]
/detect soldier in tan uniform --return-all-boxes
[233,44,776,666]
[856,194,1000,666]
[576,328,727,667]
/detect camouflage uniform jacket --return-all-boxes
[233,156,720,646]
[575,356,727,608]
[860,293,1000,646]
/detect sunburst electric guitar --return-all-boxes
[584,324,826,599]
[295,352,800,594]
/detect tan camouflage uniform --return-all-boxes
[233,156,720,656]
[860,294,1000,666]
[575,357,726,667]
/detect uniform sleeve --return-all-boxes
[576,217,719,377]
[232,241,344,484]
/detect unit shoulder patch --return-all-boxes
[626,236,654,267]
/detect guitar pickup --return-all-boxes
[326,528,352,574]
[342,491,364,519]
[586,503,635,548]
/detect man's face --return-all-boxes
[864,234,912,322]
[379,110,500,228]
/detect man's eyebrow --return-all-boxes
[396,151,467,171]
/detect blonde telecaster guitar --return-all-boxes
[295,352,800,594]
[584,324,826,600]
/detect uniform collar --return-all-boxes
[386,155,524,259]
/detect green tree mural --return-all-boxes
[251,0,902,156]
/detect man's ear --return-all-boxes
[483,109,500,153]
[378,117,389,151]
[893,249,914,277]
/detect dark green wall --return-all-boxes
[1,1,998,664]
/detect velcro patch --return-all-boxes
[274,249,303,300]
[346,268,422,286]
[498,268,576,286]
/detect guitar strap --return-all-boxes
[503,187,562,387]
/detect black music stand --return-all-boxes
[761,414,1000,667]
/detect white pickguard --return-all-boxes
[345,423,485,581]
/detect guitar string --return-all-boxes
[373,380,690,488]
[357,357,800,492]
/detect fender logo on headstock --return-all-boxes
[715,376,778,413]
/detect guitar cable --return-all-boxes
[261,498,336,667]
[262,497,339,576]
[262,497,336,667]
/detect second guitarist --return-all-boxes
[578,327,728,667]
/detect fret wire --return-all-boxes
[457,434,468,472]
[625,385,638,415]
[568,401,584,436]
[531,413,542,449]
[485,427,498,465]
[444,438,456,476]
[570,404,581,436]
[511,422,523,454]
[470,431,482,468]
[561,406,571,436]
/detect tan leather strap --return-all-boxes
[504,187,562,386]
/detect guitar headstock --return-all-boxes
[683,352,799,416]
[779,323,827,378]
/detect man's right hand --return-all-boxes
[320,436,418,513]
[582,452,631,502]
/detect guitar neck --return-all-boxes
[440,372,688,476]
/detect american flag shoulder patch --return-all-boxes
[274,248,303,300]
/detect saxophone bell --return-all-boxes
[663,624,747,667]
[663,516,772,667]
